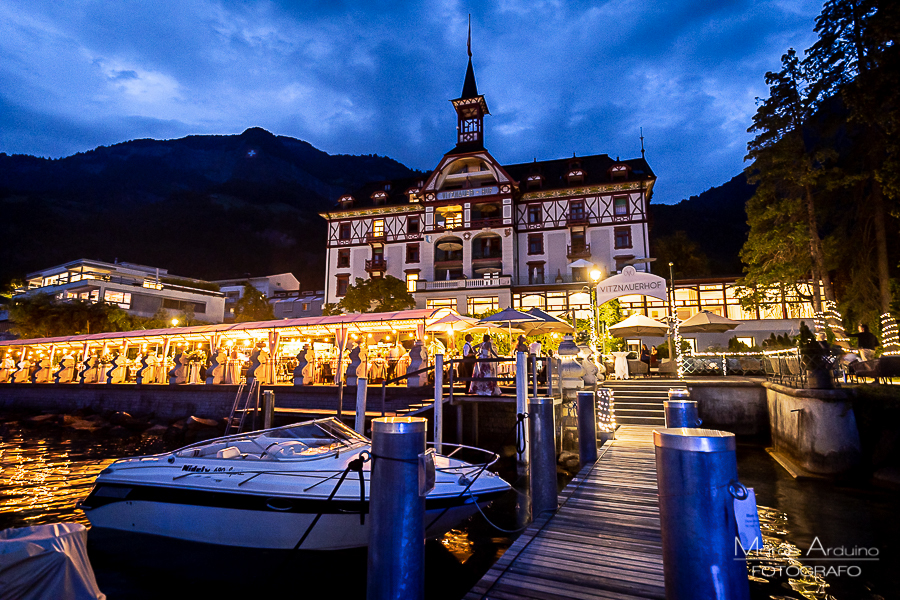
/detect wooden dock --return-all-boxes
[465,425,665,600]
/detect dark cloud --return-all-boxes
[0,0,822,202]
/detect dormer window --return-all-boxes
[566,169,585,185]
[610,164,628,180]
[526,174,543,190]
[406,186,421,203]
[371,191,388,206]
[339,195,354,208]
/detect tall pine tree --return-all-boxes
[742,49,838,318]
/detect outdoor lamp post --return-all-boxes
[589,269,603,355]
[171,318,179,327]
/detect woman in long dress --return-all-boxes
[469,334,501,396]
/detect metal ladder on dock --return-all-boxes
[225,379,260,435]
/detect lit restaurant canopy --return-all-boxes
[0,308,457,352]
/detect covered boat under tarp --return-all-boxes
[0,522,105,600]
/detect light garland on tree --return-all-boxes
[824,301,849,345]
[881,313,900,355]
[813,311,826,336]
[672,316,684,379]
[596,388,616,433]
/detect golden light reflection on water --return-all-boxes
[440,528,475,564]
[746,506,835,600]
[0,432,119,529]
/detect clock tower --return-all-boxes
[450,25,489,152]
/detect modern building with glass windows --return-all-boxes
[15,258,226,323]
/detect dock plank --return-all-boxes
[465,425,665,600]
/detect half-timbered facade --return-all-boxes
[320,51,656,320]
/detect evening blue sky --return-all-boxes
[0,0,822,203]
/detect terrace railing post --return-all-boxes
[367,417,428,600]
[531,354,538,399]
[434,354,443,454]
[262,390,275,430]
[516,352,529,468]
[355,377,368,435]
[529,396,558,518]
[576,391,598,466]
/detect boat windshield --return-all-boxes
[175,418,368,460]
[265,419,367,445]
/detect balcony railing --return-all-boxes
[513,274,592,286]
[566,243,591,259]
[469,217,505,229]
[416,276,511,292]
[364,258,387,273]
[566,212,589,226]
[365,231,386,243]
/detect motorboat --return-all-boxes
[80,418,510,551]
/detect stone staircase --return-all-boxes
[603,379,687,426]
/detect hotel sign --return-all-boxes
[595,266,667,305]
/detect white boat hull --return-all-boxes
[85,496,490,551]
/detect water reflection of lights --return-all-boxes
[745,505,833,600]
[0,433,117,529]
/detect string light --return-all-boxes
[824,301,849,345]
[881,313,900,355]
[596,388,616,433]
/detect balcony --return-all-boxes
[513,274,591,286]
[469,217,505,229]
[364,258,387,273]
[365,231,386,244]
[567,243,591,259]
[566,212,589,226]
[416,276,511,292]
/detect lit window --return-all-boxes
[614,197,628,216]
[103,290,131,309]
[467,296,499,316]
[372,219,385,238]
[406,273,419,292]
[427,298,457,310]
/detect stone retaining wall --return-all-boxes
[0,383,429,421]
[685,379,768,436]
[763,382,862,474]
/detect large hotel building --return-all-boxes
[321,52,655,323]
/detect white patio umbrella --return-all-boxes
[679,310,741,333]
[608,314,670,338]
[568,258,595,269]
[520,308,576,336]
[478,308,540,349]
[427,313,479,350]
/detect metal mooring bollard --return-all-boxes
[664,389,700,428]
[262,390,275,430]
[654,428,750,600]
[367,417,427,600]
[528,397,557,518]
[576,391,598,465]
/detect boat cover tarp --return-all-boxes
[0,522,105,600]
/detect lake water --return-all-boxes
[0,422,896,599]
